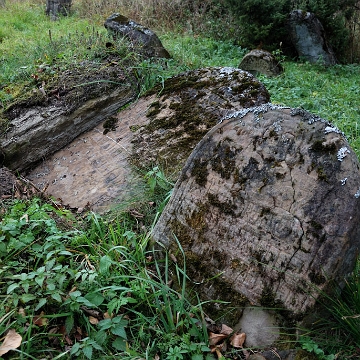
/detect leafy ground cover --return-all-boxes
[1,1,360,359]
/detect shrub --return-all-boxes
[223,0,359,62]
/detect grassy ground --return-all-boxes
[1,1,360,359]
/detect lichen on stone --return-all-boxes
[221,103,290,123]
[337,146,350,162]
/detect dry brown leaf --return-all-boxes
[220,323,233,335]
[0,329,22,356]
[33,311,48,326]
[230,332,246,348]
[214,346,226,359]
[104,312,112,319]
[18,307,26,317]
[89,316,99,325]
[209,332,228,346]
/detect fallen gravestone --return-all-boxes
[287,10,337,65]
[239,49,283,77]
[26,67,270,211]
[131,67,270,180]
[153,104,360,325]
[104,13,171,59]
[0,64,137,172]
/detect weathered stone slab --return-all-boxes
[0,167,17,197]
[239,49,283,77]
[153,104,360,318]
[26,67,270,211]
[287,10,337,65]
[105,13,171,59]
[1,73,137,172]
[131,67,270,180]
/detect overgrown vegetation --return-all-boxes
[223,0,360,62]
[1,0,360,359]
[0,171,213,359]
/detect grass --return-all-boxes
[0,176,213,359]
[1,1,360,359]
[259,61,360,157]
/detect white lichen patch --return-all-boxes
[272,120,282,132]
[221,103,290,123]
[337,147,350,162]
[341,178,348,186]
[324,125,345,137]
[355,188,360,198]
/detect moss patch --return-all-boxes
[130,68,270,179]
[2,56,137,126]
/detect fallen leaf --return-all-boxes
[18,307,26,317]
[104,312,112,319]
[33,311,48,326]
[220,323,233,335]
[89,316,99,325]
[230,332,246,348]
[214,346,226,359]
[209,332,228,346]
[0,329,22,356]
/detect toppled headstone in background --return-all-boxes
[153,104,360,322]
[26,67,270,211]
[131,67,270,180]
[239,49,283,76]
[287,10,337,65]
[46,0,72,20]
[104,13,171,59]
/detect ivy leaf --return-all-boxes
[7,283,19,294]
[85,292,105,306]
[21,293,36,303]
[82,345,93,359]
[35,298,47,311]
[112,337,126,351]
[99,255,113,274]
[111,317,128,339]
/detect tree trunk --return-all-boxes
[46,0,72,20]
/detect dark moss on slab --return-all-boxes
[308,270,326,285]
[207,193,237,216]
[191,159,209,187]
[130,67,270,179]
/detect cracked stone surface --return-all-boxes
[25,67,269,212]
[152,104,360,317]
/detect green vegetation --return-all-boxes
[223,0,359,62]
[0,174,213,359]
[1,1,360,359]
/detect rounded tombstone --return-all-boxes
[239,49,283,77]
[152,104,360,321]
